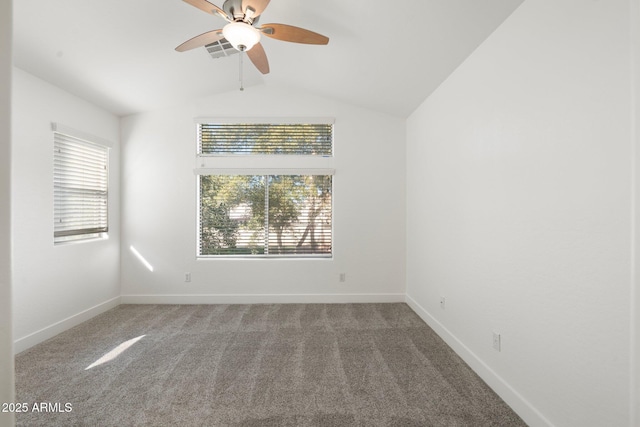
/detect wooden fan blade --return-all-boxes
[242,0,270,18]
[260,23,329,45]
[183,0,230,21]
[247,42,270,74]
[175,30,224,52]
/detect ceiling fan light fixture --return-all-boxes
[222,22,261,51]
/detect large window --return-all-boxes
[196,120,334,257]
[53,125,110,244]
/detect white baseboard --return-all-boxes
[404,294,552,427]
[14,296,121,354]
[121,293,405,305]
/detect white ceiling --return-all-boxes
[12,0,524,118]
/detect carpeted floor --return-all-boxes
[15,303,526,426]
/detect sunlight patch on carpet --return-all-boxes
[85,335,146,370]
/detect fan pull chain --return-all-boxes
[239,49,244,91]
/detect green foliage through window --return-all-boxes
[199,123,333,155]
[199,175,332,256]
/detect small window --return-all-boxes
[196,120,334,257]
[198,123,333,155]
[53,128,109,244]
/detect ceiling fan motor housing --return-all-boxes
[222,0,260,24]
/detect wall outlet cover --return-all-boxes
[493,332,501,351]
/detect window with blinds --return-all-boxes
[196,121,334,257]
[198,123,333,155]
[54,131,109,244]
[199,175,332,256]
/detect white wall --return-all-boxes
[120,85,406,303]
[406,1,633,426]
[1,0,14,425]
[12,68,121,352]
[632,1,640,424]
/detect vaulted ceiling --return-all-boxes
[12,0,524,118]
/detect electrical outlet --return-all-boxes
[339,273,346,282]
[493,332,501,352]
[185,272,191,282]
[440,297,446,309]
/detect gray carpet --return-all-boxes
[15,303,526,426]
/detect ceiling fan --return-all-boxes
[176,0,329,76]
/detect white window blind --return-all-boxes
[198,123,333,155]
[54,131,109,243]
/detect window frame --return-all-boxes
[52,123,112,245]
[194,118,335,259]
